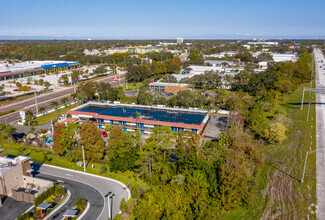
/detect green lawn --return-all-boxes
[121,82,143,91]
[34,103,80,125]
[0,139,148,190]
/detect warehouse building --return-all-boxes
[67,102,210,135]
[0,60,79,81]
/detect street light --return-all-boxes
[107,187,127,220]
[301,149,325,183]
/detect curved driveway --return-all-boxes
[35,173,103,220]
[32,162,130,220]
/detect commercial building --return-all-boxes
[67,102,210,135]
[252,52,297,62]
[0,60,79,81]
[0,149,53,204]
[247,41,278,47]
[149,82,189,94]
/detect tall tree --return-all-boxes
[79,120,104,163]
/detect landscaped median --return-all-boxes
[17,184,70,220]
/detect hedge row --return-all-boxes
[33,184,66,207]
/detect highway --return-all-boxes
[0,73,125,124]
[33,163,130,220]
[314,48,325,219]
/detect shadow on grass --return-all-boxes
[265,162,301,182]
[280,102,320,109]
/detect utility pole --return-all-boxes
[82,145,86,172]
[34,92,38,115]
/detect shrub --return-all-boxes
[34,186,55,207]
[131,187,139,199]
[74,198,87,212]
[100,165,108,175]
[43,195,55,203]
[120,198,128,213]
[17,211,33,220]
[55,184,66,196]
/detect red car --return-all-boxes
[102,131,108,137]
[13,89,20,92]
[40,75,45,77]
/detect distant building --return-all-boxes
[177,38,183,45]
[204,60,234,66]
[0,149,53,204]
[242,44,251,50]
[258,61,268,69]
[149,82,189,94]
[247,41,278,47]
[271,53,296,62]
[203,51,236,58]
[0,60,79,81]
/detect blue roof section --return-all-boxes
[78,104,206,125]
[41,62,79,70]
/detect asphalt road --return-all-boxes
[0,73,126,124]
[34,163,130,220]
[0,196,32,220]
[315,48,325,219]
[34,172,103,220]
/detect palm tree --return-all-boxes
[71,93,77,101]
[25,110,34,127]
[38,106,45,114]
[1,123,16,141]
[51,101,59,120]
[61,97,69,108]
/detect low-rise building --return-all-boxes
[0,60,79,81]
[0,149,53,203]
[149,82,189,94]
[67,102,210,135]
[204,60,234,66]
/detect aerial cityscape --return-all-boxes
[0,0,325,219]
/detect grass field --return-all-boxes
[34,103,80,125]
[221,83,316,219]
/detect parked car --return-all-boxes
[40,75,45,77]
[13,89,20,92]
[102,131,108,137]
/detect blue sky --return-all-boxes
[0,0,325,39]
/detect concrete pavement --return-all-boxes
[315,48,325,219]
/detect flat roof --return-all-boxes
[150,82,189,87]
[63,209,78,217]
[37,203,52,209]
[71,103,208,125]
